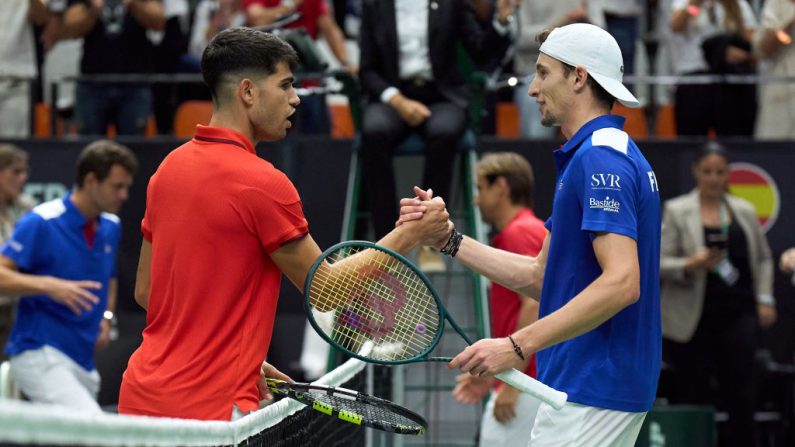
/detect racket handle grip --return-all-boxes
[496,368,568,410]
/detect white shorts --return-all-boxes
[9,345,102,414]
[479,388,542,447]
[530,401,646,447]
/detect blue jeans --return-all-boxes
[75,82,152,136]
[605,15,638,77]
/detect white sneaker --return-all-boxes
[418,246,446,273]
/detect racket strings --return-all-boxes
[308,246,441,361]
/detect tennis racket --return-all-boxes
[303,240,568,410]
[266,379,427,435]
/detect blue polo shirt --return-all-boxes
[538,115,661,412]
[2,193,120,371]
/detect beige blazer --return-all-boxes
[660,190,774,342]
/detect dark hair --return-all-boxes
[0,144,28,171]
[76,140,138,187]
[695,140,730,165]
[476,152,535,208]
[201,28,299,104]
[536,29,616,111]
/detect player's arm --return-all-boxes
[272,206,451,298]
[451,232,548,299]
[270,234,324,294]
[96,278,117,350]
[134,240,151,310]
[491,294,538,422]
[512,233,639,355]
[0,254,101,315]
[400,187,548,297]
[450,233,639,376]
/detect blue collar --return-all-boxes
[62,191,97,228]
[559,114,626,154]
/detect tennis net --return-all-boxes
[0,357,366,447]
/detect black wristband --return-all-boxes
[508,335,525,361]
[440,229,463,258]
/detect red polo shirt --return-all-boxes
[490,208,546,382]
[119,125,308,420]
[242,0,330,39]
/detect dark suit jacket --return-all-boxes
[358,0,511,109]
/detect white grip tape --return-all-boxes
[495,368,568,410]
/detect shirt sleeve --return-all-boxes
[141,208,152,243]
[233,173,309,253]
[0,213,46,271]
[578,146,639,240]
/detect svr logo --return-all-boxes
[590,173,621,189]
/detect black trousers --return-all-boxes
[674,72,757,137]
[665,313,758,447]
[360,83,467,238]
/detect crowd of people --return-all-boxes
[0,1,795,446]
[1,0,794,140]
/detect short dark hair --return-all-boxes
[76,140,138,187]
[477,152,535,209]
[536,29,616,111]
[201,28,299,104]
[695,140,730,165]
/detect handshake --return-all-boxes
[395,186,457,250]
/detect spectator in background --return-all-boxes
[588,0,644,81]
[669,0,758,136]
[513,0,587,138]
[0,145,34,363]
[243,0,354,134]
[451,152,545,447]
[188,0,246,62]
[753,0,795,140]
[0,140,137,413]
[150,0,190,135]
[0,0,53,138]
[358,0,515,269]
[61,0,165,136]
[660,142,775,447]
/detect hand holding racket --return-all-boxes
[266,378,427,435]
[303,241,568,410]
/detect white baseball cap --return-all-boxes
[539,23,640,108]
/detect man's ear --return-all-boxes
[83,172,98,188]
[573,66,589,90]
[239,78,256,105]
[495,176,510,198]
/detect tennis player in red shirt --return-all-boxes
[451,152,546,446]
[118,28,450,421]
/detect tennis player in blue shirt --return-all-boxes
[400,23,661,446]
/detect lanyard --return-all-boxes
[719,201,729,236]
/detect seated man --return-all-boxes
[358,0,515,245]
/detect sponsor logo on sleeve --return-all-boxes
[590,173,622,191]
[589,196,621,213]
[647,171,659,192]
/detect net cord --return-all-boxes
[0,357,366,447]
